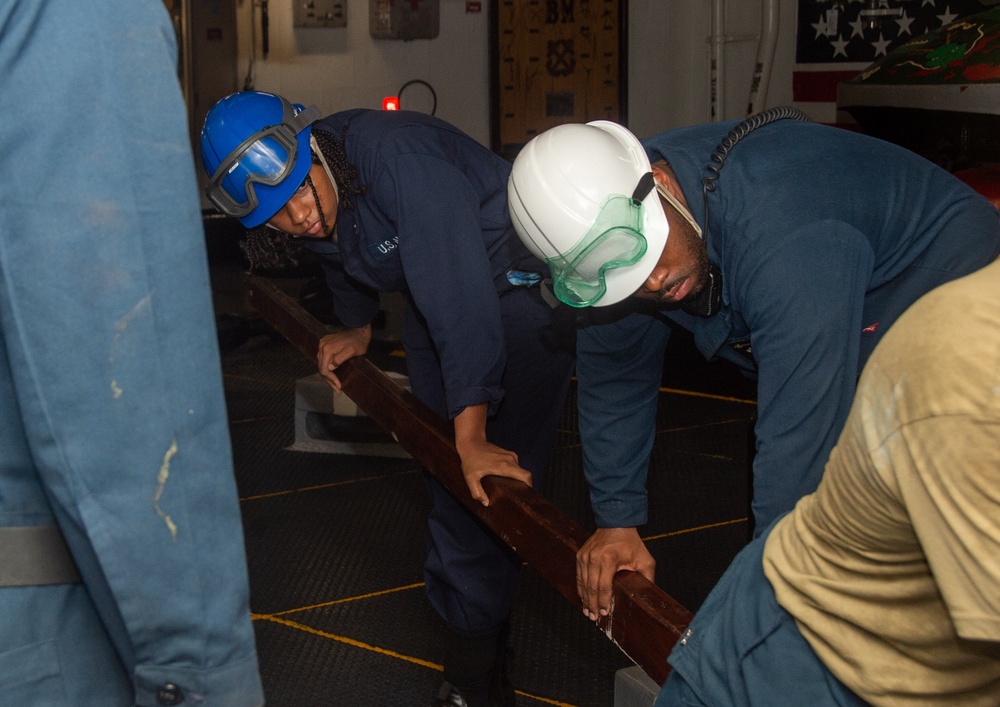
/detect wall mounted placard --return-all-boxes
[370,0,439,39]
[490,0,627,158]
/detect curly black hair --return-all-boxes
[241,126,367,272]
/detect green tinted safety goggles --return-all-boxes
[547,173,654,307]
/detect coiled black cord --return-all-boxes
[702,106,811,197]
[700,106,811,243]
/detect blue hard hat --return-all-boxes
[200,91,321,228]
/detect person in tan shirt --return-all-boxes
[658,257,1000,706]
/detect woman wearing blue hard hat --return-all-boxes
[201,91,576,706]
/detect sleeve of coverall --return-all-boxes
[740,223,874,533]
[0,2,264,703]
[576,310,672,528]
[379,154,506,419]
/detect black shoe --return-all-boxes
[439,621,515,707]
[437,681,470,707]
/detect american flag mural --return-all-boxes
[795,0,990,121]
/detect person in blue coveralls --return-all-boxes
[506,110,1000,624]
[0,1,264,705]
[200,91,576,707]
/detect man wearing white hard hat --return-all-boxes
[507,110,1000,626]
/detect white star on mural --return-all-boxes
[872,33,892,56]
[832,36,850,57]
[938,6,958,25]
[850,15,865,38]
[812,18,827,39]
[896,11,915,36]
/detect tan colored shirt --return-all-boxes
[763,259,1000,706]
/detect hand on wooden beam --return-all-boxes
[453,402,532,507]
[316,324,372,392]
[576,527,657,621]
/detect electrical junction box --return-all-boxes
[295,0,347,28]
[370,0,438,40]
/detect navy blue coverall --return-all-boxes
[577,118,1000,536]
[300,110,576,634]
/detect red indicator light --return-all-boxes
[382,96,400,111]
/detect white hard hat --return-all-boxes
[508,120,669,307]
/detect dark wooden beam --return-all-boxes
[246,275,693,685]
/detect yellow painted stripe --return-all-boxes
[229,415,279,425]
[239,469,418,502]
[659,386,756,405]
[254,614,443,671]
[642,517,746,542]
[266,582,425,617]
[519,693,579,706]
[253,614,581,705]
[656,416,753,434]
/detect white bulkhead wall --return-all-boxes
[224,0,801,146]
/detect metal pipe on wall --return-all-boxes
[747,0,780,116]
[710,0,780,121]
[710,0,726,121]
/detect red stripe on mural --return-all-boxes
[792,70,862,103]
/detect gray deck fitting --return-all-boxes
[289,372,413,458]
[614,666,659,707]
